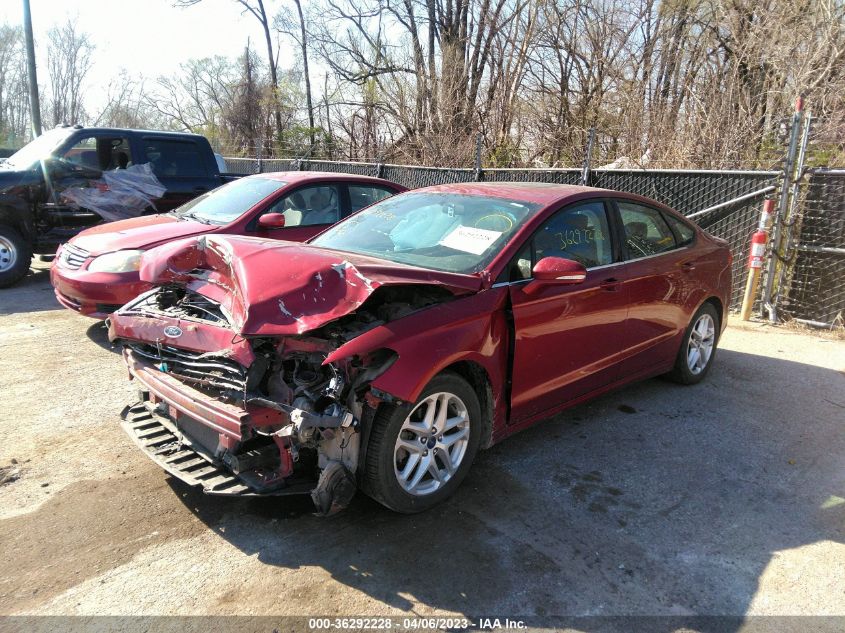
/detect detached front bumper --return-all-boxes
[124,347,249,441]
[122,348,312,496]
[120,402,254,495]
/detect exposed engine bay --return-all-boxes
[117,282,453,514]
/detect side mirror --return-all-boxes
[258,212,286,229]
[523,257,586,295]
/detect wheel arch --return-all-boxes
[701,295,725,333]
[0,204,30,239]
[439,360,495,450]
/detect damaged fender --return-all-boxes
[325,287,512,444]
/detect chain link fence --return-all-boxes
[223,157,780,309]
[782,169,845,326]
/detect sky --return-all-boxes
[0,0,296,110]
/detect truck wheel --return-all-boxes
[0,225,32,288]
[361,372,482,513]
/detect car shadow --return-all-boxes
[85,320,118,352]
[168,348,844,628]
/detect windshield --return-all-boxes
[3,127,75,169]
[313,192,540,274]
[174,177,286,225]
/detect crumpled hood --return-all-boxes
[138,235,482,336]
[71,214,209,255]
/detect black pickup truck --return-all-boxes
[0,125,239,287]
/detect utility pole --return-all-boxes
[22,0,42,137]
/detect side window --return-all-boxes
[267,184,341,227]
[533,201,613,269]
[61,136,130,171]
[664,213,695,246]
[618,201,678,258]
[349,185,394,212]
[143,139,210,178]
[502,201,612,281]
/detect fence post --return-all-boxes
[581,127,596,186]
[474,133,483,182]
[761,97,803,321]
[774,111,813,308]
[256,137,263,174]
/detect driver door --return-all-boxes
[507,201,629,422]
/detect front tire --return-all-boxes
[0,225,32,288]
[361,372,482,513]
[666,302,720,385]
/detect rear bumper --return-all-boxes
[50,263,149,319]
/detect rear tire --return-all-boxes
[361,372,482,513]
[0,225,32,288]
[666,302,720,385]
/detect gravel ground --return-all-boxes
[0,262,843,623]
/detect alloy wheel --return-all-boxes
[393,392,470,496]
[687,313,715,375]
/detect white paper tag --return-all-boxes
[439,225,503,255]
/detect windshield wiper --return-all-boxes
[179,211,212,225]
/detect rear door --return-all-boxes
[507,200,629,422]
[611,200,695,376]
[346,183,398,214]
[135,136,218,212]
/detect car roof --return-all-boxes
[246,171,404,188]
[65,126,210,141]
[413,182,618,206]
[412,181,685,216]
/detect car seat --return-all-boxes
[303,189,339,225]
[624,221,652,256]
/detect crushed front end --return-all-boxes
[110,271,450,514]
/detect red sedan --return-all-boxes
[50,172,406,318]
[109,183,731,514]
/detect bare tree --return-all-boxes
[275,0,316,147]
[0,25,30,143]
[45,19,94,126]
[175,0,284,140]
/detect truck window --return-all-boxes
[61,135,131,171]
[143,139,210,178]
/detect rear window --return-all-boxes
[665,213,696,246]
[143,139,210,178]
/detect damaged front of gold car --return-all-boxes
[109,234,476,514]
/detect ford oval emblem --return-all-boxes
[163,325,182,338]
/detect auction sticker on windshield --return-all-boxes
[439,225,503,255]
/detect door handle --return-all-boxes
[600,277,620,291]
[681,262,696,272]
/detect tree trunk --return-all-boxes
[293,0,315,148]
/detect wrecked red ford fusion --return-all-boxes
[108,183,732,514]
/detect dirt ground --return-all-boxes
[1,262,843,623]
